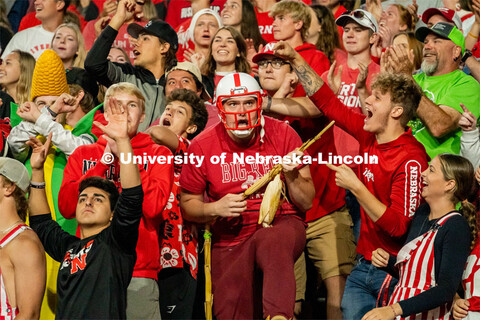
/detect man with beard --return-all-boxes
[388,22,480,159]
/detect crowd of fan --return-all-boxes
[2,0,480,319]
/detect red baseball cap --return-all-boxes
[421,7,462,30]
[252,42,283,63]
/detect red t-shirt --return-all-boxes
[255,8,275,44]
[165,0,226,30]
[180,117,304,246]
[320,60,381,169]
[83,19,147,63]
[310,84,428,260]
[18,6,87,32]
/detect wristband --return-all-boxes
[46,105,58,118]
[30,182,46,189]
[462,49,473,63]
[468,32,479,39]
[265,96,272,113]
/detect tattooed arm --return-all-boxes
[273,41,325,96]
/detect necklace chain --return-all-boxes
[0,220,22,234]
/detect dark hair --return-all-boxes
[79,177,119,212]
[371,72,422,126]
[69,84,95,114]
[166,88,208,139]
[202,26,251,77]
[437,153,477,249]
[240,0,267,51]
[1,176,28,221]
[163,40,178,74]
[310,5,341,64]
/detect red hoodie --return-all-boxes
[59,133,174,279]
[310,84,429,261]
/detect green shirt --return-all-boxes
[411,70,480,159]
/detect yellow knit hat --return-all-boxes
[30,49,69,101]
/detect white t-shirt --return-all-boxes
[1,25,54,59]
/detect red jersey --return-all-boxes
[463,239,480,314]
[320,61,381,169]
[159,136,198,279]
[180,117,304,247]
[165,0,226,30]
[310,84,428,260]
[255,8,275,43]
[59,133,174,280]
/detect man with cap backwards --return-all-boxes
[0,157,45,320]
[85,0,179,132]
[388,21,480,159]
[254,40,357,320]
[180,72,314,320]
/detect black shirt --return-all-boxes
[30,185,143,319]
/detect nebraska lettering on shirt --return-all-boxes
[61,240,94,274]
[363,168,374,182]
[81,159,148,180]
[30,43,50,56]
[405,160,422,218]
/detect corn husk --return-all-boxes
[204,225,213,320]
[243,120,335,199]
[258,174,285,227]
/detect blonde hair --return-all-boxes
[52,23,87,68]
[270,0,311,42]
[104,82,145,112]
[142,0,157,20]
[10,50,36,105]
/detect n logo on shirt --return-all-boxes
[61,240,94,274]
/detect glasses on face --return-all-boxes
[341,10,376,32]
[257,59,289,70]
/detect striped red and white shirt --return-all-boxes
[389,213,459,320]
[0,224,30,320]
[462,239,480,319]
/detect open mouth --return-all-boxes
[237,119,249,127]
[365,107,373,119]
[162,118,171,127]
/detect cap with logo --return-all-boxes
[415,22,465,55]
[127,19,179,53]
[0,157,29,193]
[335,9,378,33]
[252,42,285,63]
[165,61,211,100]
[421,7,462,30]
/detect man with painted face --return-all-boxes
[179,72,314,320]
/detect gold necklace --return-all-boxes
[0,220,22,234]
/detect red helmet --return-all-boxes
[214,73,264,133]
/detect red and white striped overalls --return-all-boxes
[389,212,459,320]
[0,225,31,320]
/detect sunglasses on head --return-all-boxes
[341,10,376,31]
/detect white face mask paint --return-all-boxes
[231,127,255,138]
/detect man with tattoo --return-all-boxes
[271,41,429,319]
